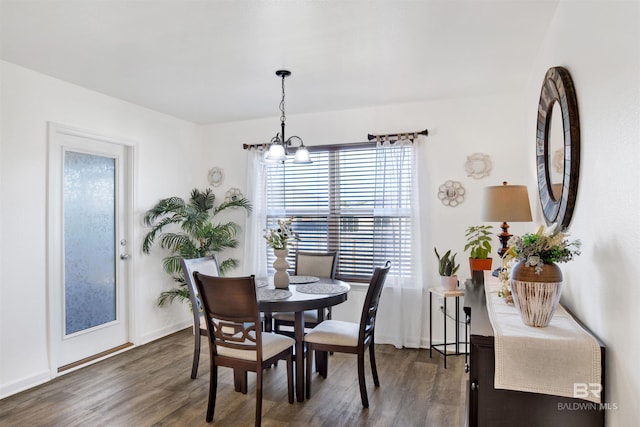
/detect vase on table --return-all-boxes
[509,261,563,327]
[273,248,290,289]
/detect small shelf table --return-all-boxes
[429,286,468,368]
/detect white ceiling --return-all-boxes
[0,1,559,125]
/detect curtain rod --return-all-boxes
[242,128,428,151]
[367,128,428,141]
[242,143,270,150]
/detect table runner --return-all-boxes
[296,283,349,295]
[485,289,602,403]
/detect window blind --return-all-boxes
[266,143,414,282]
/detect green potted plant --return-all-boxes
[142,188,252,306]
[434,247,460,291]
[464,225,494,274]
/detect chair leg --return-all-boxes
[369,344,380,387]
[305,345,313,399]
[357,352,369,408]
[287,353,294,404]
[316,351,328,378]
[255,370,263,427]
[234,369,248,394]
[206,364,218,422]
[191,330,201,379]
[264,313,273,332]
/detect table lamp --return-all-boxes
[481,182,533,258]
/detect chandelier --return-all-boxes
[264,70,312,164]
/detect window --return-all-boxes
[265,143,414,282]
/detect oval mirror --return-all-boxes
[548,102,564,200]
[536,66,580,230]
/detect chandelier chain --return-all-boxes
[279,74,286,124]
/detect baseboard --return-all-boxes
[0,369,51,400]
[138,320,191,345]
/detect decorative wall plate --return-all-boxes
[207,167,224,187]
[465,153,492,179]
[224,187,244,203]
[438,180,465,207]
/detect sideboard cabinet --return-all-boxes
[464,276,605,427]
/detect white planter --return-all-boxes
[440,275,458,291]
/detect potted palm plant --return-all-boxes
[434,247,460,291]
[142,188,251,306]
[464,225,494,274]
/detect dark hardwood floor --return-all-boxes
[0,328,467,426]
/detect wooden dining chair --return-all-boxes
[181,255,220,379]
[303,260,391,408]
[193,273,295,426]
[272,251,339,334]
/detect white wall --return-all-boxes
[524,2,640,425]
[200,91,534,343]
[0,61,200,397]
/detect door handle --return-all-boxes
[120,253,130,260]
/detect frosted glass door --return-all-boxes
[48,123,130,370]
[63,151,116,335]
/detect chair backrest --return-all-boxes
[358,261,392,346]
[295,251,339,278]
[192,273,262,358]
[181,256,220,328]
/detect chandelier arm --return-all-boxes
[286,135,304,147]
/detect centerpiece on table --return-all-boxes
[264,218,298,288]
[504,224,581,327]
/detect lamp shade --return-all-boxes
[265,143,286,162]
[481,184,533,222]
[293,146,312,164]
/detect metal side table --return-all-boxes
[429,286,468,368]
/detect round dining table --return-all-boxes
[257,277,350,402]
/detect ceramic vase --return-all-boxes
[440,275,458,291]
[273,248,290,289]
[509,261,563,327]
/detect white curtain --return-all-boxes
[243,147,268,278]
[373,136,425,348]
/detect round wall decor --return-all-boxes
[207,167,224,187]
[224,187,244,203]
[465,153,493,179]
[438,180,465,207]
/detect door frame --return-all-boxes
[46,122,137,376]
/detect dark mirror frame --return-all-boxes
[536,66,580,230]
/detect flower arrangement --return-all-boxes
[263,218,298,249]
[505,224,581,274]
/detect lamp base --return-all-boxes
[497,221,512,258]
